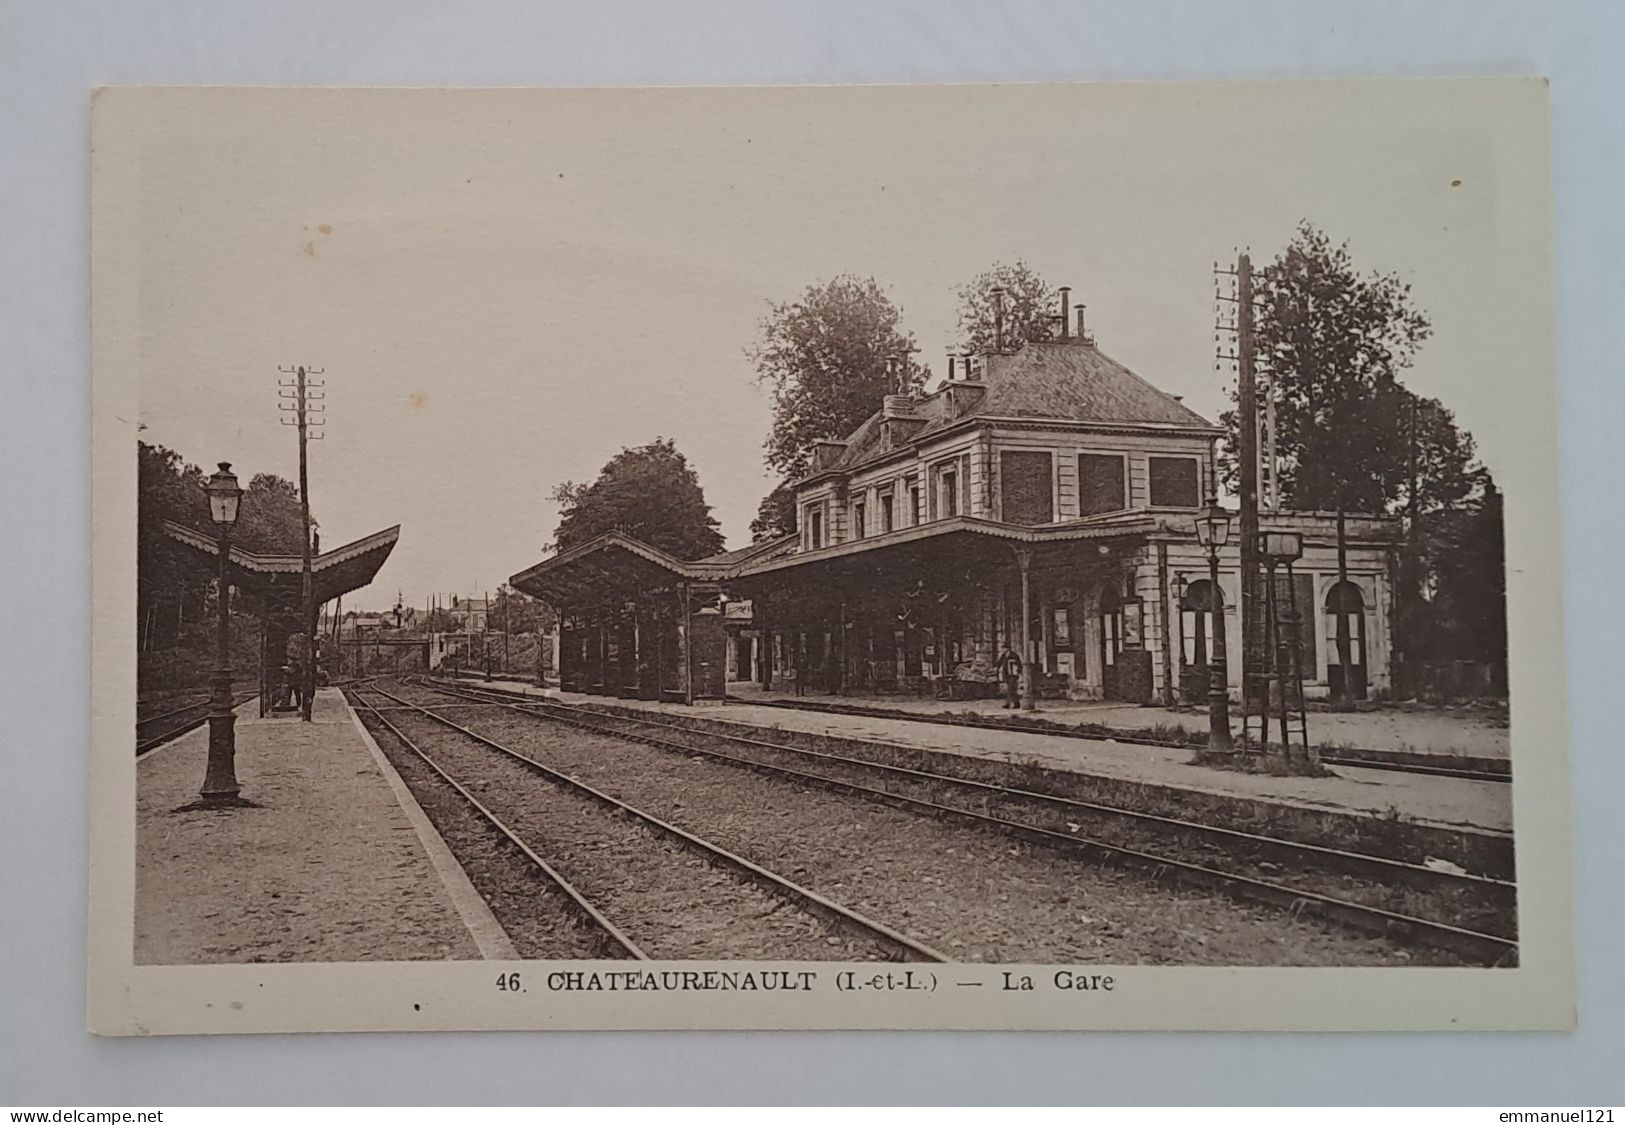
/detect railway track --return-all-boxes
[135,691,258,756]
[417,677,1518,967]
[348,682,949,963]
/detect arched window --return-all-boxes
[1180,578,1218,666]
[1323,580,1369,699]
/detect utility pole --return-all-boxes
[1401,393,1419,699]
[1217,252,1266,755]
[279,364,324,721]
[1236,253,1263,742]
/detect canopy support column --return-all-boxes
[1015,546,1036,711]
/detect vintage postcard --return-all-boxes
[89,80,1573,1034]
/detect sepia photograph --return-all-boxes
[88,80,1571,1034]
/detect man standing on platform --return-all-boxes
[997,644,1022,709]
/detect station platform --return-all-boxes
[465,677,1513,836]
[136,687,513,964]
[726,682,1510,760]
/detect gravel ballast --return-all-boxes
[534,702,1514,940]
[363,694,911,961]
[393,683,1452,966]
[357,708,619,959]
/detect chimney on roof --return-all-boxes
[946,354,955,380]
[991,287,1006,352]
[884,354,901,395]
[1058,286,1071,340]
[1075,303,1092,345]
[962,352,979,381]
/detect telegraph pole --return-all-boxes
[279,364,325,721]
[1236,253,1263,734]
[1216,253,1265,753]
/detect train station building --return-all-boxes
[511,315,1399,707]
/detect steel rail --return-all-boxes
[419,678,1516,967]
[346,685,647,960]
[430,679,1513,898]
[136,694,215,730]
[369,683,950,964]
[135,691,259,757]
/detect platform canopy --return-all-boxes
[508,514,1181,612]
[162,519,401,604]
[730,512,1161,598]
[508,532,780,605]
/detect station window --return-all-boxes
[879,493,894,534]
[852,501,866,540]
[1149,456,1200,508]
[1079,453,1127,516]
[807,506,824,550]
[939,468,959,518]
[1000,450,1055,525]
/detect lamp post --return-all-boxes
[1193,497,1234,753]
[200,462,246,804]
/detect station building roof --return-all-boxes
[509,505,1401,612]
[804,339,1222,484]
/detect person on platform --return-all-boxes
[290,657,306,712]
[997,645,1023,709]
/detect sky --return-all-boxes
[124,82,1547,612]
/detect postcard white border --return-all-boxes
[87,81,1574,1036]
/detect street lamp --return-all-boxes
[200,462,247,804]
[1193,496,1234,753]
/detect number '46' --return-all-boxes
[496,972,522,992]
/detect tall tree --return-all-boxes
[490,583,555,635]
[955,260,1058,354]
[551,437,725,560]
[138,442,210,652]
[748,276,925,536]
[749,479,799,542]
[1223,223,1432,702]
[137,441,317,692]
[235,472,312,555]
[1390,392,1501,689]
[1426,480,1506,671]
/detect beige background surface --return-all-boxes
[3,0,1618,1106]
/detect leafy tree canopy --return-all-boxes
[954,260,1058,354]
[551,437,725,560]
[491,584,556,634]
[1221,222,1432,514]
[749,479,798,543]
